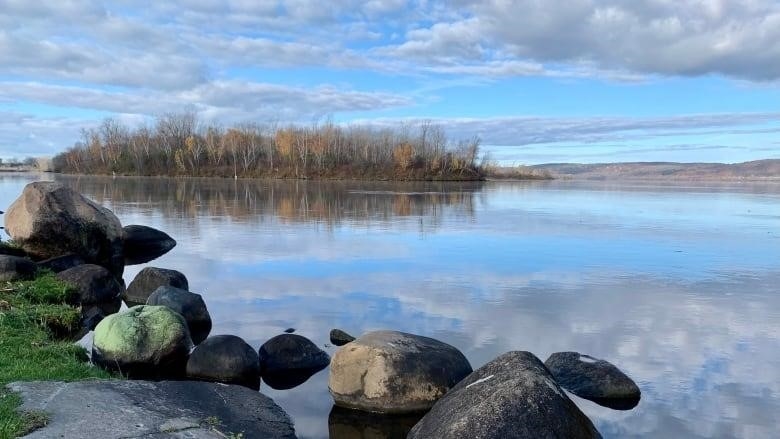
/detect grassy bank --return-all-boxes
[0,274,111,438]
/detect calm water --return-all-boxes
[2,173,780,438]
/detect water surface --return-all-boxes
[2,173,779,438]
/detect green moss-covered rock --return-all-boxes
[92,305,193,378]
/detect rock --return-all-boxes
[124,267,188,306]
[284,327,296,333]
[81,306,108,331]
[123,225,177,265]
[328,405,423,439]
[407,351,602,439]
[545,351,641,410]
[4,182,124,276]
[56,264,123,315]
[328,330,472,414]
[0,241,28,257]
[259,334,330,374]
[37,253,86,273]
[147,286,212,344]
[7,380,296,438]
[0,254,37,281]
[329,328,355,346]
[187,335,260,389]
[92,305,194,378]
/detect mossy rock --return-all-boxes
[92,305,193,378]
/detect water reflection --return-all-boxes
[2,174,780,438]
[328,406,423,439]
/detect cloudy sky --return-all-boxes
[1,0,779,163]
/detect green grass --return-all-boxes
[0,274,112,438]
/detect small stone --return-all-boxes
[329,328,355,346]
[124,267,188,306]
[258,334,330,374]
[545,351,641,410]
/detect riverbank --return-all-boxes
[0,274,111,438]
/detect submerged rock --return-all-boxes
[92,305,193,378]
[0,255,37,281]
[187,335,260,389]
[328,405,423,439]
[4,182,124,276]
[259,334,330,374]
[56,264,123,315]
[122,225,177,265]
[329,330,472,414]
[545,351,641,410]
[408,351,602,439]
[329,328,355,346]
[124,267,188,306]
[8,380,296,439]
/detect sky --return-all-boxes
[1,0,779,164]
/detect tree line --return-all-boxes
[52,112,486,180]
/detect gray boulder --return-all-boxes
[407,351,602,439]
[123,225,177,265]
[92,305,193,378]
[329,328,355,346]
[259,334,330,374]
[147,286,212,344]
[37,253,86,273]
[0,254,37,281]
[4,182,124,276]
[7,380,296,438]
[56,264,123,315]
[329,330,472,414]
[187,335,260,389]
[124,267,188,306]
[545,351,641,410]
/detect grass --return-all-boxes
[0,274,112,438]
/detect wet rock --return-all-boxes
[122,225,177,265]
[328,405,423,439]
[4,182,124,276]
[187,335,260,389]
[545,351,641,410]
[146,286,212,344]
[259,334,330,374]
[7,380,296,439]
[407,351,602,439]
[37,254,86,273]
[0,254,37,281]
[124,267,188,306]
[92,305,193,378]
[329,330,472,414]
[56,264,123,315]
[329,328,355,346]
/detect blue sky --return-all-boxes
[1,0,779,164]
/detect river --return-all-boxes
[2,173,779,438]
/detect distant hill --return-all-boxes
[532,159,780,181]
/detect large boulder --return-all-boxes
[92,305,193,378]
[8,380,296,439]
[4,182,124,276]
[407,351,602,439]
[56,264,123,315]
[329,330,472,414]
[37,253,86,273]
[124,267,188,306]
[146,286,211,344]
[545,351,641,410]
[0,255,37,281]
[122,225,177,265]
[187,335,260,389]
